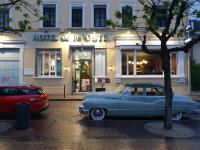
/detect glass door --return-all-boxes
[73,60,92,92]
[71,47,93,93]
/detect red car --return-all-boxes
[0,85,49,115]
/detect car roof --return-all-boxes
[125,83,164,88]
[0,85,42,90]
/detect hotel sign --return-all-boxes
[60,33,106,42]
[33,34,58,41]
[32,33,107,43]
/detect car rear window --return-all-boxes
[0,88,19,96]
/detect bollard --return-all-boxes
[16,103,30,129]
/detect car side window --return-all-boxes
[130,87,144,96]
[1,88,19,96]
[18,89,32,95]
[0,88,3,96]
[146,87,164,96]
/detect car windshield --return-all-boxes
[114,84,126,94]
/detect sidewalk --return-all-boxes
[48,94,200,101]
[48,94,84,101]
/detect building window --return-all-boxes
[171,53,177,75]
[43,4,56,27]
[122,5,133,27]
[0,7,9,29]
[72,7,82,27]
[95,50,106,76]
[36,49,61,77]
[121,50,177,76]
[94,5,107,27]
[122,51,134,75]
[155,7,167,27]
[136,51,162,75]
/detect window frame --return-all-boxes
[69,3,85,28]
[120,49,179,77]
[91,3,109,28]
[35,49,62,78]
[119,2,136,26]
[95,49,106,77]
[0,6,10,30]
[40,3,58,28]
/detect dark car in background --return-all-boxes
[0,85,49,115]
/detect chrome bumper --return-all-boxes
[79,105,89,115]
[193,109,200,114]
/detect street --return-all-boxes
[0,101,200,150]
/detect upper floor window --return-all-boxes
[72,7,82,27]
[0,7,9,29]
[155,7,167,28]
[122,5,133,27]
[43,4,56,27]
[94,5,107,27]
[36,49,62,77]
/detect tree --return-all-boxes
[107,0,200,129]
[0,0,42,33]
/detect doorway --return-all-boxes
[71,47,93,93]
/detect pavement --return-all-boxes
[49,94,84,101]
[48,94,200,101]
[1,101,200,150]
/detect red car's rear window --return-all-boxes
[0,87,45,96]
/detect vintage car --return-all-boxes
[79,84,200,121]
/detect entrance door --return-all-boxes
[71,47,93,93]
[74,61,92,92]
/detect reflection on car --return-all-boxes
[79,84,200,121]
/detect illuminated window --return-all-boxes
[136,52,162,75]
[121,50,177,76]
[36,49,61,77]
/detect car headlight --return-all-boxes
[80,103,85,108]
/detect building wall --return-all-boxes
[0,0,190,95]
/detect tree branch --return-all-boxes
[166,1,187,40]
[141,35,161,55]
[163,0,180,36]
[169,35,200,53]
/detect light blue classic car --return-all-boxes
[79,84,200,121]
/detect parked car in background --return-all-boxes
[79,84,200,121]
[0,85,49,115]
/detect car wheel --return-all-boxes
[172,112,183,121]
[90,108,106,121]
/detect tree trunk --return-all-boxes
[161,43,173,129]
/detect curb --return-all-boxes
[49,99,83,101]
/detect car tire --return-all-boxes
[90,108,106,121]
[172,112,183,121]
